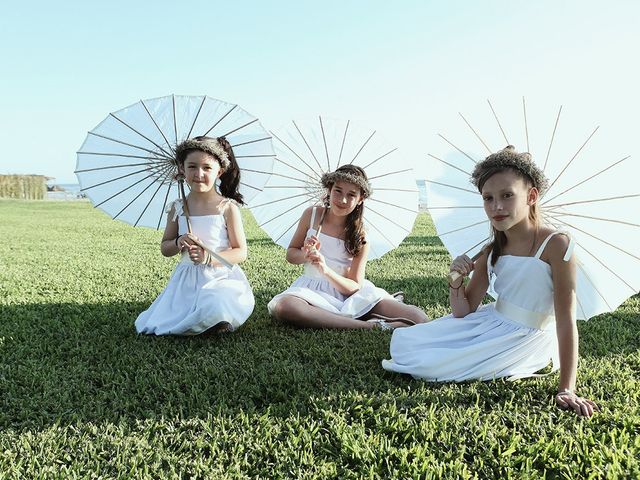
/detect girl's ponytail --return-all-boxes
[217,136,244,205]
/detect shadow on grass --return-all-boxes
[0,299,412,430]
[1,295,637,432]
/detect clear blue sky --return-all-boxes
[1,0,638,183]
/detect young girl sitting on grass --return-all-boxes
[383,146,597,417]
[269,164,428,330]
[135,136,254,335]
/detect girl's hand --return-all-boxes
[187,243,207,264]
[449,255,473,285]
[177,233,199,251]
[303,235,321,259]
[303,235,321,254]
[307,248,328,275]
[555,390,598,417]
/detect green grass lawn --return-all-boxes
[0,199,638,479]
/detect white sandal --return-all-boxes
[368,313,416,326]
[366,318,396,331]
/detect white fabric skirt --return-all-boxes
[268,274,393,319]
[382,303,559,381]
[135,263,254,336]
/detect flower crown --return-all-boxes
[320,166,372,198]
[471,145,549,194]
[175,137,230,169]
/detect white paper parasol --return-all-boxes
[248,116,419,260]
[426,98,640,319]
[75,94,275,230]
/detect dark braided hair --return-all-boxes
[216,136,244,205]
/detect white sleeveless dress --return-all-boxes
[268,207,394,318]
[135,200,255,335]
[382,232,574,381]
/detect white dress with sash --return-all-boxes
[268,207,394,318]
[382,232,574,381]
[135,199,255,335]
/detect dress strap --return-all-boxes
[563,235,575,261]
[534,231,574,261]
[486,250,494,276]
[218,197,234,215]
[309,206,317,230]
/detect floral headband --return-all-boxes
[175,137,230,170]
[320,168,372,198]
[471,145,549,195]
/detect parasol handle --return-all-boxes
[305,205,325,248]
[315,205,327,237]
[447,250,485,284]
[177,178,234,270]
[178,178,194,234]
[306,205,326,254]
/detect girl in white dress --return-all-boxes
[269,164,428,330]
[382,146,597,417]
[135,136,254,335]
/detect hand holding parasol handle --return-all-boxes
[447,250,485,284]
[190,237,234,270]
[305,204,326,254]
[178,178,234,270]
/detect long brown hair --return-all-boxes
[471,146,546,265]
[322,164,369,256]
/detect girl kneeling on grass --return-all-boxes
[135,136,254,335]
[269,164,428,330]
[383,146,597,417]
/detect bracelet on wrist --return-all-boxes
[448,280,463,291]
[175,235,181,246]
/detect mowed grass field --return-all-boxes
[0,199,638,479]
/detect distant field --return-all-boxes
[0,199,638,478]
